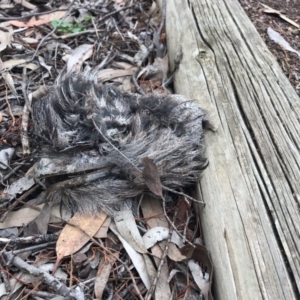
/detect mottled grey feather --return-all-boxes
[32,72,208,215]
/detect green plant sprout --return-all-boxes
[51,15,94,34]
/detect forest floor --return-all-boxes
[239,0,300,96]
[0,1,299,299]
[0,1,212,300]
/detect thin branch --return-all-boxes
[31,1,76,60]
[5,86,15,127]
[0,185,39,222]
[0,233,58,246]
[132,0,167,94]
[21,67,31,155]
[145,205,177,300]
[162,185,205,205]
[3,251,83,298]
[162,195,195,248]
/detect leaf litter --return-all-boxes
[0,0,214,299]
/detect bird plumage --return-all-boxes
[32,72,208,215]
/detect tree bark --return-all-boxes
[162,0,300,299]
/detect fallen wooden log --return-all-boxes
[160,0,300,299]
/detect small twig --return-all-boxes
[113,18,124,41]
[162,185,205,205]
[131,0,166,94]
[1,161,27,183]
[98,5,134,21]
[145,205,177,300]
[3,251,78,298]
[7,241,56,256]
[0,233,59,246]
[21,67,32,156]
[59,29,100,40]
[183,211,192,244]
[132,74,146,95]
[163,45,183,87]
[19,282,41,300]
[70,254,74,288]
[23,289,57,299]
[162,195,195,248]
[0,185,39,222]
[0,269,11,294]
[62,220,144,300]
[137,194,144,218]
[4,86,15,127]
[31,1,76,60]
[131,43,154,94]
[54,43,59,70]
[0,9,69,21]
[91,17,99,40]
[153,0,166,58]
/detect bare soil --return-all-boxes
[239,0,300,96]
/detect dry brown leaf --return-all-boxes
[141,196,186,262]
[112,61,136,70]
[113,0,127,10]
[188,260,211,299]
[14,0,36,10]
[30,85,47,101]
[66,44,94,74]
[34,203,51,234]
[2,72,17,95]
[54,212,107,273]
[109,222,152,289]
[97,68,137,82]
[21,37,39,44]
[141,195,168,228]
[5,174,35,196]
[3,59,27,70]
[142,157,163,197]
[268,27,300,57]
[0,204,44,229]
[136,206,171,300]
[95,252,119,299]
[38,56,52,73]
[25,29,34,36]
[151,54,169,80]
[115,209,147,253]
[149,1,162,28]
[9,10,66,27]
[148,244,172,300]
[49,204,72,223]
[181,244,213,299]
[0,22,13,52]
[181,244,213,282]
[94,216,111,238]
[261,3,299,28]
[24,63,39,71]
[117,76,132,92]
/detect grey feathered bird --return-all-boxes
[31,72,209,215]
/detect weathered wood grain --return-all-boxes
[162,0,300,299]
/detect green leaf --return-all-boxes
[72,27,82,33]
[51,20,60,28]
[61,22,72,29]
[84,15,94,21]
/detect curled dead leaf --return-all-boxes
[9,9,66,27]
[142,157,163,197]
[66,44,94,74]
[0,22,13,52]
[54,212,107,273]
